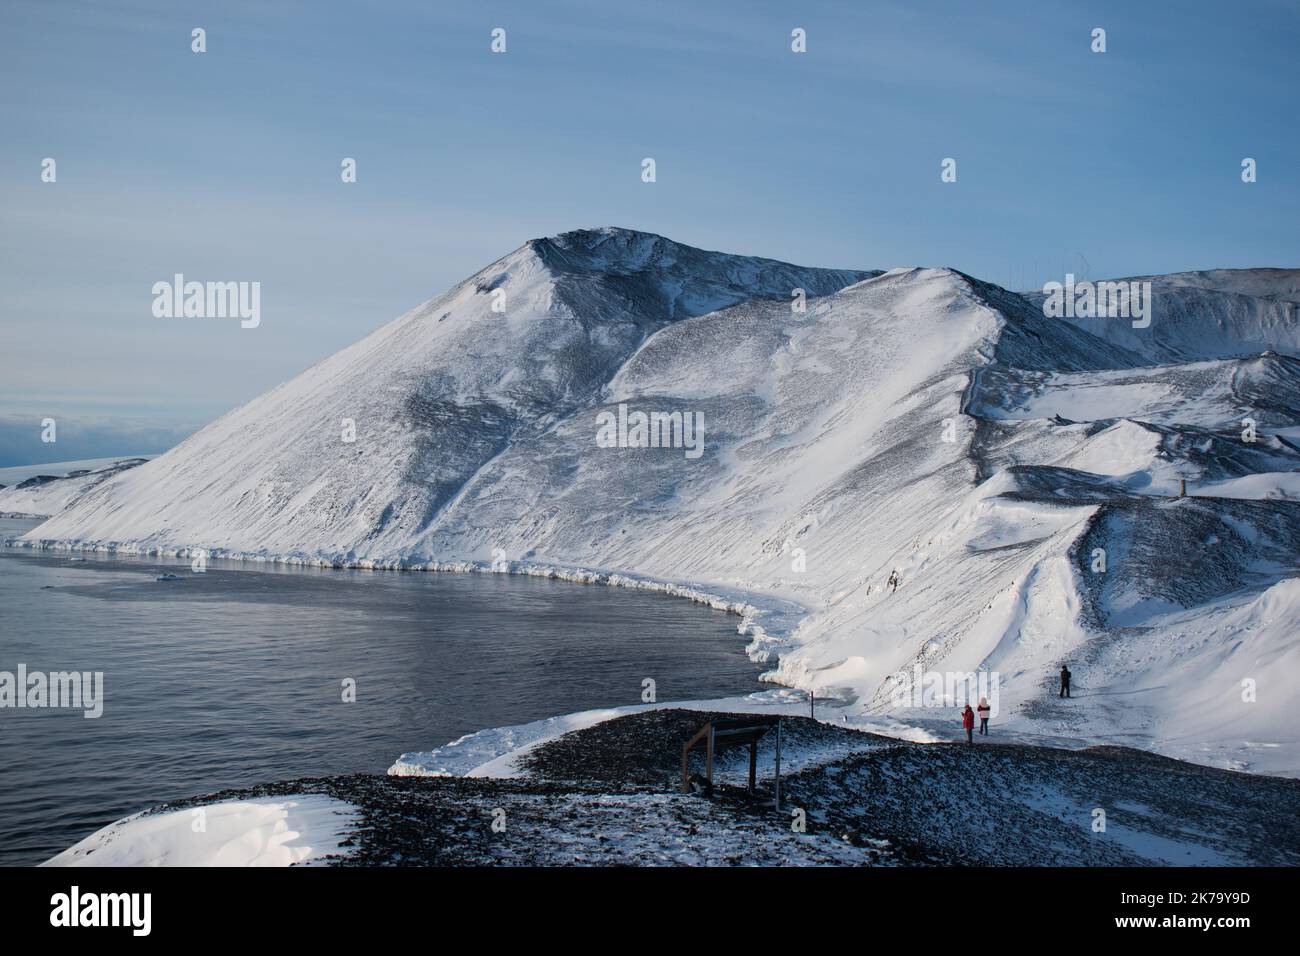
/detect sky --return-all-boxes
[1,0,1297,466]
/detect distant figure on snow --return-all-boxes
[1059,665,1071,699]
[961,703,975,744]
[887,569,900,593]
[977,696,991,735]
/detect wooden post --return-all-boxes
[1180,478,1186,497]
[706,724,715,786]
[682,722,713,793]
[748,739,757,793]
[774,719,782,812]
[809,688,815,719]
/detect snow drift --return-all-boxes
[43,795,357,867]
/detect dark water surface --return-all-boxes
[0,518,763,865]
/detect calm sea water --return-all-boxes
[0,518,763,866]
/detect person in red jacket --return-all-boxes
[961,703,975,745]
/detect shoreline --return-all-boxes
[2,531,816,670]
[6,527,1297,782]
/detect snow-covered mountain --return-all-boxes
[1021,268,1300,363]
[15,228,1300,775]
[0,458,147,518]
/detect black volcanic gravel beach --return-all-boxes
[112,710,1300,866]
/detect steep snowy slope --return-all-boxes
[14,230,1300,776]
[25,229,869,557]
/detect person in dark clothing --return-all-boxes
[1059,665,1071,698]
[961,704,975,744]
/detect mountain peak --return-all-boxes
[524,226,676,273]
[534,225,663,247]
[523,227,871,289]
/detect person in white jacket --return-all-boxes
[977,697,991,735]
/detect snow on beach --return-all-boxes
[388,695,937,780]
[42,796,358,867]
[46,711,1298,867]
[9,229,1300,791]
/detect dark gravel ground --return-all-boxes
[152,773,889,866]
[141,710,1299,866]
[782,740,1300,866]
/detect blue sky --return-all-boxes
[1,0,1296,466]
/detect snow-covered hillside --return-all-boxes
[0,458,147,518]
[1021,268,1300,363]
[12,229,1299,775]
